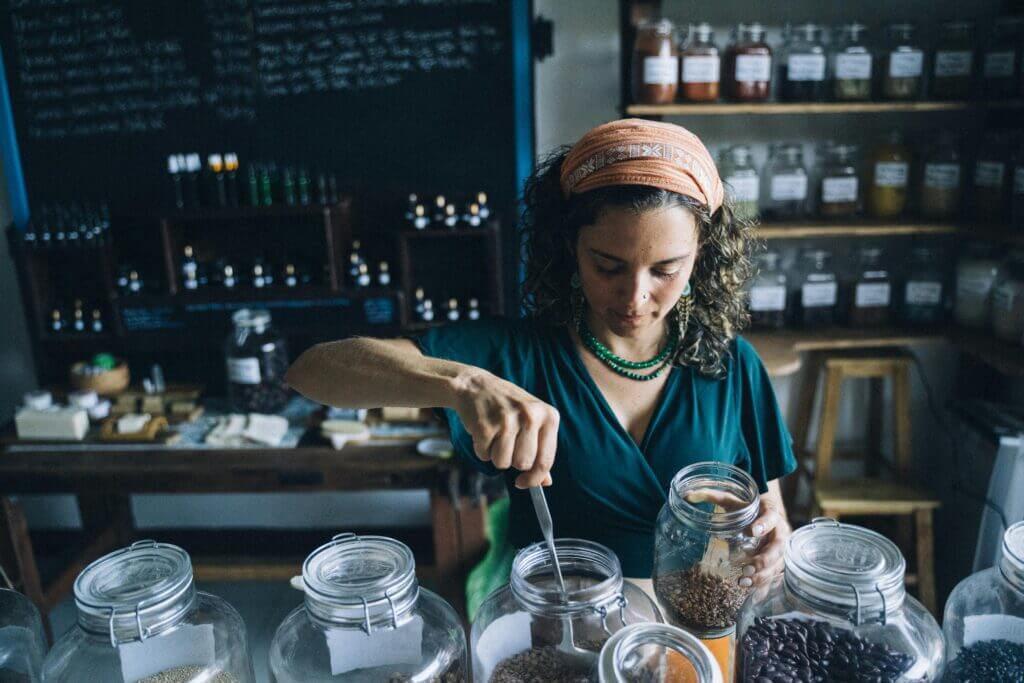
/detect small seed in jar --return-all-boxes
[136,666,239,683]
[654,566,748,632]
[946,639,1024,681]
[490,646,595,683]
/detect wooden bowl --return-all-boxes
[70,361,130,397]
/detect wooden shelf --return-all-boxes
[755,222,958,239]
[625,100,1024,116]
[950,327,1024,376]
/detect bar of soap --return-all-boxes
[117,413,152,433]
[15,407,89,441]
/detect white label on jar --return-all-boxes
[874,162,909,188]
[888,50,923,77]
[787,53,826,81]
[770,174,808,201]
[750,285,787,311]
[682,55,720,82]
[1015,166,1024,195]
[227,357,261,384]
[855,282,891,307]
[974,161,1006,188]
[726,174,760,202]
[476,612,534,675]
[643,56,678,85]
[959,274,994,297]
[734,54,771,82]
[934,50,973,77]
[924,163,961,189]
[905,281,943,305]
[984,51,1016,78]
[802,282,837,307]
[119,623,216,682]
[822,176,859,203]
[326,615,424,675]
[963,614,1024,647]
[835,53,872,79]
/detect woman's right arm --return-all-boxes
[285,337,558,488]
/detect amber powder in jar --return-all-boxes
[632,19,679,105]
[724,23,772,102]
[680,23,720,102]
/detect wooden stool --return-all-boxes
[788,349,940,615]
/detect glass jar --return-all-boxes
[831,23,873,101]
[225,308,289,413]
[779,23,828,102]
[992,254,1024,343]
[735,519,944,682]
[849,246,893,327]
[748,251,787,330]
[724,24,772,102]
[982,17,1023,99]
[470,539,662,683]
[955,245,1002,328]
[719,145,760,221]
[597,623,723,683]
[881,24,924,100]
[901,246,947,326]
[931,21,975,99]
[943,522,1024,681]
[818,143,860,218]
[869,131,912,218]
[269,533,467,682]
[1014,144,1024,229]
[762,143,809,220]
[680,23,720,102]
[0,588,47,682]
[42,540,255,682]
[632,20,679,105]
[973,131,1011,223]
[919,131,962,218]
[797,249,838,328]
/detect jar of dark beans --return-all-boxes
[796,249,838,328]
[943,522,1024,682]
[831,23,873,101]
[881,23,924,100]
[748,251,787,329]
[901,246,948,326]
[931,21,976,100]
[735,519,945,683]
[724,23,772,102]
[982,17,1023,99]
[225,308,290,413]
[779,23,828,102]
[471,539,662,683]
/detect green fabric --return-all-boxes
[465,496,515,621]
[412,318,796,578]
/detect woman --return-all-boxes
[286,119,796,586]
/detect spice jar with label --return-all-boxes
[881,24,924,100]
[719,145,760,220]
[818,143,860,217]
[868,131,912,218]
[849,246,893,327]
[931,21,975,99]
[919,131,962,218]
[901,246,948,326]
[680,23,720,102]
[982,17,1022,99]
[796,249,838,328]
[225,308,290,413]
[762,143,809,220]
[779,23,828,101]
[632,20,679,105]
[973,131,1011,222]
[747,251,787,329]
[724,24,772,102]
[831,23,873,101]
[992,253,1024,344]
[955,245,1002,328]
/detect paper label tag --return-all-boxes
[964,614,1024,646]
[787,53,826,81]
[889,50,923,77]
[119,623,216,683]
[735,54,771,82]
[975,162,1006,188]
[1015,167,1024,195]
[682,55,720,83]
[822,176,858,203]
[326,615,424,676]
[227,357,261,384]
[906,281,943,306]
[984,51,1016,78]
[802,282,837,307]
[770,174,808,201]
[935,50,973,77]
[874,162,909,188]
[835,53,872,80]
[726,174,759,202]
[855,282,891,307]
[475,612,534,676]
[643,56,678,85]
[958,275,994,297]
[924,163,960,190]
[750,285,787,312]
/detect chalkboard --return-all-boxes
[0,0,533,224]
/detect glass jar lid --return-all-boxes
[825,143,859,164]
[723,144,754,167]
[771,142,805,164]
[1001,521,1024,592]
[510,538,626,618]
[785,519,906,624]
[909,246,942,262]
[667,462,760,534]
[857,246,885,267]
[836,23,868,43]
[886,23,916,43]
[940,20,974,39]
[687,22,714,44]
[755,251,782,271]
[599,622,723,683]
[788,22,823,44]
[232,308,271,329]
[735,23,766,43]
[302,533,419,631]
[74,540,196,645]
[640,19,675,36]
[802,249,833,268]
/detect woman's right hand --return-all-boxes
[451,369,560,489]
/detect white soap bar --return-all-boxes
[15,407,89,441]
[68,390,99,409]
[243,413,290,446]
[117,413,152,433]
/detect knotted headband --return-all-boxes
[559,118,724,214]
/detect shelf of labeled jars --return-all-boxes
[625,99,1024,116]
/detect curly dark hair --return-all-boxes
[520,145,755,379]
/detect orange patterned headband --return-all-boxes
[559,118,724,213]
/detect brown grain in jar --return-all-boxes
[680,23,720,102]
[724,23,772,102]
[632,19,679,105]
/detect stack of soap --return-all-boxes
[15,407,89,441]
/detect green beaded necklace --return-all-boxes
[579,319,677,381]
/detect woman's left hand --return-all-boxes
[740,481,791,588]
